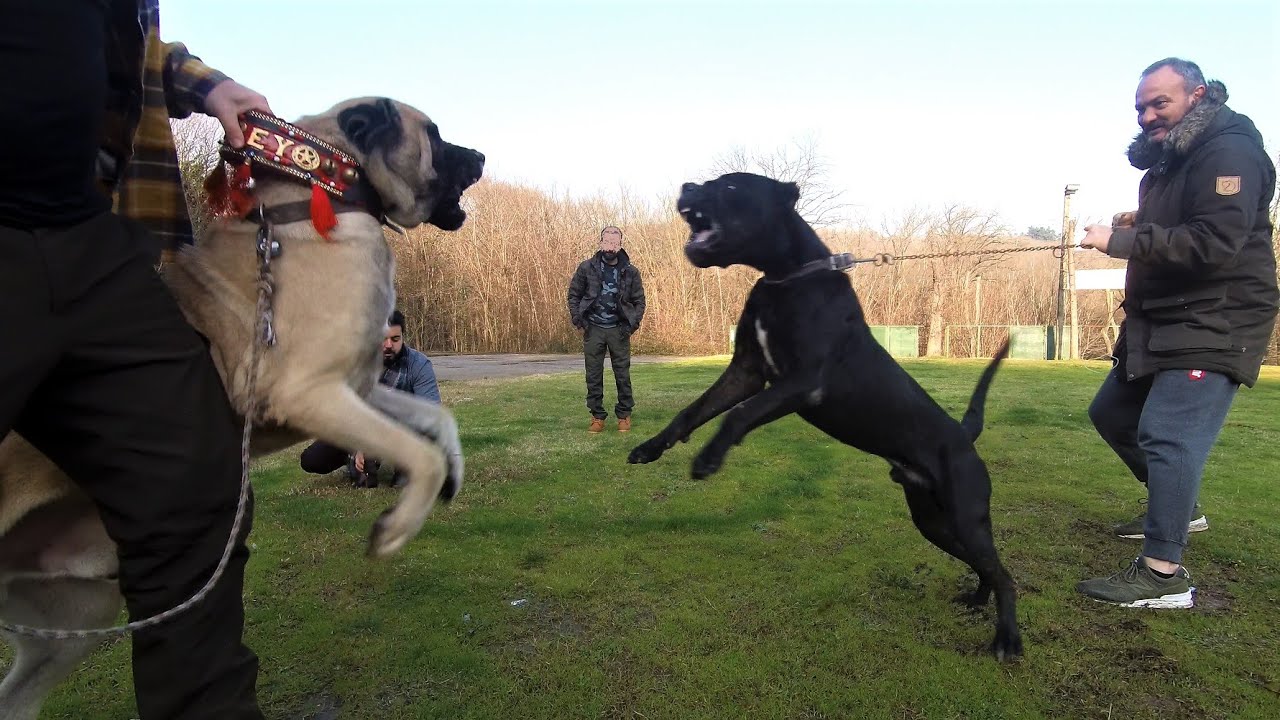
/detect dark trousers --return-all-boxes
[584,323,634,419]
[0,213,262,719]
[299,439,350,474]
[1089,367,1239,564]
[300,440,399,487]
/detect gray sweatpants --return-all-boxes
[1089,367,1239,564]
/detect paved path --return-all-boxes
[429,353,689,382]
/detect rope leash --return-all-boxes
[0,218,280,641]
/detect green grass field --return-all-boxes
[30,359,1280,719]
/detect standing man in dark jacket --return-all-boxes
[1076,58,1278,608]
[567,226,647,433]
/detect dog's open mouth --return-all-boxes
[428,199,466,231]
[681,207,720,248]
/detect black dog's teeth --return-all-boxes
[684,209,712,232]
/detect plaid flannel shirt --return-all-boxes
[104,0,229,258]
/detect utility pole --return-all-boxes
[1067,221,1080,360]
[1055,184,1079,360]
[974,274,983,356]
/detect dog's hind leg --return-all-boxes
[0,576,124,720]
[898,480,989,608]
[943,453,1022,662]
[280,383,449,557]
[954,522,1021,661]
[365,385,462,500]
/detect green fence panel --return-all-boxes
[869,326,919,358]
[1008,325,1049,360]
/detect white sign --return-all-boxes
[1075,268,1127,290]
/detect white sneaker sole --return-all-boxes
[1118,515,1209,540]
[1116,587,1196,609]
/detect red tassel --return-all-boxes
[310,183,338,239]
[229,162,254,216]
[203,161,254,218]
[232,161,252,188]
[203,164,233,216]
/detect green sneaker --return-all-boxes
[1113,501,1208,539]
[1076,557,1196,608]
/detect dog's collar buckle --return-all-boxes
[828,253,855,272]
[764,253,858,284]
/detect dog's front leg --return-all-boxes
[366,385,463,500]
[281,382,449,557]
[690,377,816,479]
[628,356,764,465]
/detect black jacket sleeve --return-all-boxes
[1108,134,1269,271]
[629,266,646,330]
[567,263,587,328]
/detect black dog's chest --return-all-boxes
[749,307,816,379]
[747,283,853,378]
[749,315,790,377]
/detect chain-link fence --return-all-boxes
[939,324,1118,360]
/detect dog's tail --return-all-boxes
[959,340,1010,442]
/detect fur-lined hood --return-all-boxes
[1127,80,1231,173]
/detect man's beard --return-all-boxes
[602,250,618,262]
[383,347,400,366]
[1140,95,1198,138]
[1131,95,1198,169]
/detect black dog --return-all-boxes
[627,172,1022,661]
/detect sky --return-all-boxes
[166,0,1279,235]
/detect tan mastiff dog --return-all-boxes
[0,97,484,718]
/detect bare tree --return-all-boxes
[708,135,849,227]
[171,115,224,238]
[921,206,1008,356]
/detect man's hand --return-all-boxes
[1081,224,1113,254]
[1111,211,1137,229]
[353,452,365,472]
[204,80,273,148]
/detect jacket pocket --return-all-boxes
[1140,287,1225,312]
[1141,288,1231,352]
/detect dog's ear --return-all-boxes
[779,181,801,208]
[337,98,404,156]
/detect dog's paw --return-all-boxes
[991,627,1024,663]
[954,585,992,610]
[367,508,411,558]
[440,451,463,501]
[426,410,464,502]
[628,438,666,464]
[690,450,723,479]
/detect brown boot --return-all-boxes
[588,417,605,433]
[617,417,631,433]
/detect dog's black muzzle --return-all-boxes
[678,182,724,267]
[427,144,485,231]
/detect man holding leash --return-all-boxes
[0,1,270,716]
[1077,58,1277,608]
